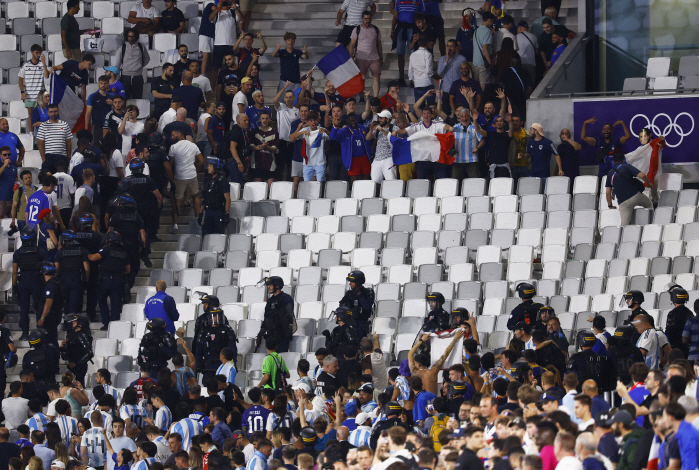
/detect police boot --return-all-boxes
[124,283,132,304]
[141,247,152,268]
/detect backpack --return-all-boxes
[353,25,381,56]
[395,455,420,470]
[271,353,288,392]
[430,414,449,451]
[173,366,194,396]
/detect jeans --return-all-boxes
[122,75,144,100]
[303,164,326,182]
[416,161,450,180]
[326,155,348,182]
[414,85,435,109]
[510,165,530,188]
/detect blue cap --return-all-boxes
[448,428,466,438]
[344,400,358,416]
[104,66,119,75]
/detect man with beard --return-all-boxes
[475,92,507,179]
[580,116,631,179]
[606,411,642,470]
[324,105,349,182]
[172,45,192,85]
[330,113,372,183]
[448,62,482,113]
[366,110,397,183]
[524,123,561,180]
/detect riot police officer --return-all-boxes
[138,317,177,377]
[607,325,644,384]
[12,226,44,340]
[59,314,94,386]
[533,306,556,334]
[75,214,103,321]
[54,230,90,314]
[22,329,59,397]
[108,194,148,295]
[507,283,544,330]
[200,157,231,237]
[665,284,693,355]
[322,307,359,356]
[124,157,162,265]
[36,263,63,346]
[339,270,375,337]
[623,290,651,326]
[568,335,611,392]
[146,133,175,239]
[423,292,450,332]
[88,231,131,330]
[450,307,470,328]
[257,277,295,353]
[192,294,230,359]
[195,308,238,382]
[298,427,319,460]
[0,312,16,403]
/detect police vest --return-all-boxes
[101,245,129,275]
[63,331,93,363]
[23,347,51,379]
[202,326,233,361]
[60,247,84,273]
[40,279,63,317]
[204,175,226,209]
[113,213,140,242]
[75,231,102,254]
[127,176,155,208]
[17,247,41,274]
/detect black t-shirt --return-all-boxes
[151,76,175,112]
[605,163,642,204]
[173,59,193,85]
[315,371,341,395]
[163,121,193,146]
[412,25,437,52]
[337,357,363,389]
[160,7,185,33]
[217,67,246,87]
[557,141,579,177]
[59,60,89,89]
[230,125,250,154]
[0,442,21,470]
[454,447,484,470]
[173,85,204,123]
[487,131,512,164]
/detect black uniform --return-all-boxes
[607,341,644,384]
[0,325,13,402]
[325,322,359,356]
[201,173,230,237]
[96,243,130,327]
[59,327,94,386]
[261,291,295,353]
[195,324,238,382]
[39,278,63,346]
[534,342,567,376]
[125,175,159,245]
[75,231,103,320]
[54,245,89,314]
[146,150,170,229]
[137,329,177,376]
[192,310,230,359]
[507,300,544,330]
[109,212,145,289]
[22,343,59,398]
[370,417,405,449]
[568,349,612,392]
[423,307,450,332]
[13,247,44,336]
[664,304,693,355]
[339,286,375,337]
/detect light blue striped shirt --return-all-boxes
[103,384,120,401]
[56,415,79,448]
[155,405,173,432]
[131,457,156,470]
[453,123,481,163]
[26,412,50,432]
[247,449,269,470]
[120,405,146,429]
[170,418,202,451]
[348,426,371,447]
[81,427,108,467]
[216,362,237,385]
[84,410,113,434]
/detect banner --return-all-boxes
[429,331,463,369]
[573,96,698,165]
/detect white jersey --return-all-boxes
[54,172,75,210]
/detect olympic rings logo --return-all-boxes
[630,112,695,148]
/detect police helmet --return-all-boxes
[207,156,225,173]
[347,270,365,285]
[451,308,469,322]
[201,294,220,309]
[64,313,89,330]
[116,178,132,194]
[538,306,555,320]
[265,276,284,290]
[207,308,225,327]
[385,401,402,416]
[147,317,167,332]
[40,262,57,275]
[148,131,165,149]
[448,381,468,399]
[668,284,690,304]
[20,225,36,246]
[129,158,146,175]
[623,290,645,304]
[78,213,94,232]
[28,329,44,347]
[61,230,80,247]
[104,231,123,245]
[118,194,138,210]
[300,426,318,444]
[332,307,352,324]
[426,292,445,306]
[608,325,635,346]
[516,282,536,299]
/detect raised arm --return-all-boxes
[615,119,631,145]
[273,81,290,110]
[496,88,507,117]
[433,329,464,370]
[580,117,597,145]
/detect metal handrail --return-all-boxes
[546,88,697,98]
[542,35,590,96]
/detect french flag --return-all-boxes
[390,131,456,165]
[300,131,324,163]
[316,46,365,99]
[49,73,86,134]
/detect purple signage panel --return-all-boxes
[573,96,698,165]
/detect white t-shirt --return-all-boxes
[53,172,76,210]
[214,9,237,46]
[276,103,298,141]
[68,152,84,175]
[130,3,161,21]
[191,75,212,95]
[494,28,519,53]
[1,397,29,430]
[516,31,538,66]
[47,398,61,418]
[158,108,177,133]
[108,150,125,177]
[637,329,669,369]
[196,113,211,143]
[169,140,200,180]
[243,443,255,462]
[406,121,447,135]
[107,436,137,470]
[555,456,583,470]
[121,120,145,156]
[232,91,248,122]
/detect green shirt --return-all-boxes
[261,352,289,390]
[61,13,81,49]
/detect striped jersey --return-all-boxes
[81,427,108,467]
[120,405,147,429]
[348,426,372,447]
[452,123,482,163]
[395,376,411,402]
[26,412,51,432]
[266,410,295,432]
[84,410,113,434]
[37,121,72,156]
[131,457,156,470]
[169,418,203,451]
[103,384,121,401]
[340,0,374,26]
[56,414,79,448]
[18,59,44,99]
[247,449,269,470]
[154,405,173,432]
[361,401,378,413]
[138,399,154,419]
[216,361,237,385]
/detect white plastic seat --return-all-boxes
[517,228,542,251]
[440,196,465,215]
[417,213,442,232]
[508,245,534,264]
[413,197,438,216]
[412,247,438,267]
[542,262,563,280]
[493,195,517,213]
[317,215,340,234]
[290,216,315,236]
[628,258,650,276]
[264,217,289,234]
[663,240,684,258]
[256,250,282,271]
[153,33,177,53]
[507,262,532,283]
[585,259,607,278]
[543,228,568,246]
[448,263,475,283]
[241,216,265,237]
[352,248,378,269]
[388,264,413,284]
[238,267,263,287]
[494,213,520,230]
[476,246,501,267]
[107,321,132,340]
[652,274,673,293]
[243,182,269,202]
[281,199,306,218]
[351,180,376,199]
[387,197,412,216]
[573,176,599,194]
[163,251,188,271]
[482,298,504,316]
[255,233,280,252]
[467,196,490,214]
[269,181,294,202]
[569,295,591,313]
[434,178,459,198]
[542,245,567,263]
[366,214,391,233]
[605,276,628,295]
[334,198,359,217]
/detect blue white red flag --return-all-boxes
[316,46,365,99]
[49,74,86,133]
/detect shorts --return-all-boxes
[199,35,214,54]
[0,200,11,218]
[303,164,325,182]
[239,0,253,11]
[356,58,382,77]
[395,26,413,56]
[398,163,416,181]
[25,100,36,108]
[337,25,359,47]
[250,167,275,180]
[175,176,199,199]
[426,15,445,38]
[473,64,492,84]
[291,160,303,178]
[213,45,234,69]
[348,155,371,176]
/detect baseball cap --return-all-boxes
[378,110,392,119]
[531,123,544,137]
[370,97,381,107]
[355,412,373,426]
[604,410,633,427]
[51,462,66,469]
[514,321,528,331]
[517,20,529,28]
[241,77,253,84]
[541,394,558,402]
[216,101,227,108]
[448,428,466,438]
[104,66,119,75]
[292,383,311,394]
[231,430,244,439]
[594,411,611,427]
[358,383,374,394]
[344,400,358,416]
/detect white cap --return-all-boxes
[51,462,66,469]
[292,382,311,393]
[355,412,373,426]
[378,110,392,119]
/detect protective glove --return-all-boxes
[322,329,331,337]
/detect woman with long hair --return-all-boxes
[70,196,99,232]
[59,372,89,417]
[45,422,62,450]
[265,395,294,438]
[495,37,517,83]
[70,418,91,459]
[189,446,203,469]
[20,447,35,468]
[53,442,71,466]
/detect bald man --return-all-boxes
[178,71,206,127]
[0,427,21,469]
[144,280,180,334]
[581,380,610,417]
[163,107,195,145]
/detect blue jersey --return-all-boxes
[155,405,173,432]
[242,405,270,433]
[27,412,50,432]
[413,391,437,422]
[26,190,51,227]
[170,418,202,452]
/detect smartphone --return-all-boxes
[381,429,388,438]
[427,404,435,412]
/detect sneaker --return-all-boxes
[170,224,179,234]
[18,333,28,341]
[100,325,109,331]
[398,79,408,87]
[150,235,162,242]
[141,256,153,268]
